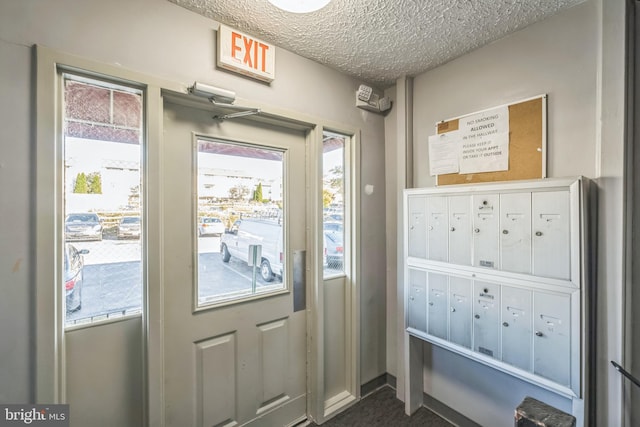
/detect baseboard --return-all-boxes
[360,373,479,427]
[360,373,389,397]
[423,393,482,427]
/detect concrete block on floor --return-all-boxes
[515,396,576,427]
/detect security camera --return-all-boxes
[189,82,236,104]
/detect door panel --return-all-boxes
[407,196,427,259]
[162,99,307,427]
[473,281,501,360]
[501,286,532,371]
[472,194,499,269]
[449,276,472,349]
[499,192,532,274]
[532,191,571,280]
[427,272,448,339]
[426,196,448,261]
[407,269,427,332]
[448,195,472,265]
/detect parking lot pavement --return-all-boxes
[66,236,343,326]
[65,236,267,324]
[72,235,222,266]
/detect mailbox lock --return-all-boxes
[429,302,434,306]
[474,314,480,319]
[450,307,456,313]
[502,322,509,327]
[428,226,434,231]
[474,228,480,233]
[502,229,509,234]
[535,331,544,337]
[409,296,414,301]
[450,227,455,232]
[535,231,543,237]
[483,288,489,293]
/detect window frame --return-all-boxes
[35,46,180,405]
[193,135,290,311]
[60,71,146,330]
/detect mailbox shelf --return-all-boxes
[403,177,591,403]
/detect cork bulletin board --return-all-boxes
[435,95,546,186]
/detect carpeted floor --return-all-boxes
[308,386,454,427]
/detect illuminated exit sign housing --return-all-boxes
[217,24,275,83]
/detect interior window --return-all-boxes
[322,132,346,278]
[196,138,286,307]
[62,74,144,327]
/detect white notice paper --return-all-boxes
[459,132,509,174]
[458,106,510,174]
[428,132,460,176]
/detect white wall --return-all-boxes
[0,0,387,413]
[0,35,33,405]
[387,0,627,425]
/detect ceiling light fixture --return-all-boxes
[268,0,331,14]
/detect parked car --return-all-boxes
[65,213,103,241]
[324,230,344,269]
[65,243,89,312]
[220,218,283,282]
[117,216,141,239]
[198,217,225,237]
[323,221,343,233]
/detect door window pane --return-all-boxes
[323,133,345,277]
[63,74,144,327]
[196,139,286,307]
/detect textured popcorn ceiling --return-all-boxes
[169,0,585,88]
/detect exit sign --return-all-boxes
[217,24,275,83]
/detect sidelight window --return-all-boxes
[62,74,144,327]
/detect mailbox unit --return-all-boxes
[404,177,592,411]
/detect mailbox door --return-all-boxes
[500,192,532,274]
[449,276,472,349]
[501,286,532,371]
[472,194,500,270]
[473,281,501,359]
[408,196,427,259]
[428,272,449,340]
[532,191,571,280]
[407,269,427,332]
[533,292,571,386]
[427,196,448,262]
[448,195,472,266]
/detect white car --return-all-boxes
[220,218,283,282]
[198,217,225,236]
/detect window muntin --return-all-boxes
[62,74,144,327]
[322,133,346,277]
[196,138,286,308]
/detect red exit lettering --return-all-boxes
[231,31,270,72]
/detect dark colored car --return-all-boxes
[65,243,89,312]
[117,216,141,239]
[65,213,103,241]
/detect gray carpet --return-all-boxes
[309,386,454,427]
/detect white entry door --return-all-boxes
[160,97,308,427]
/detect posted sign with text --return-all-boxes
[217,24,275,82]
[458,106,510,174]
